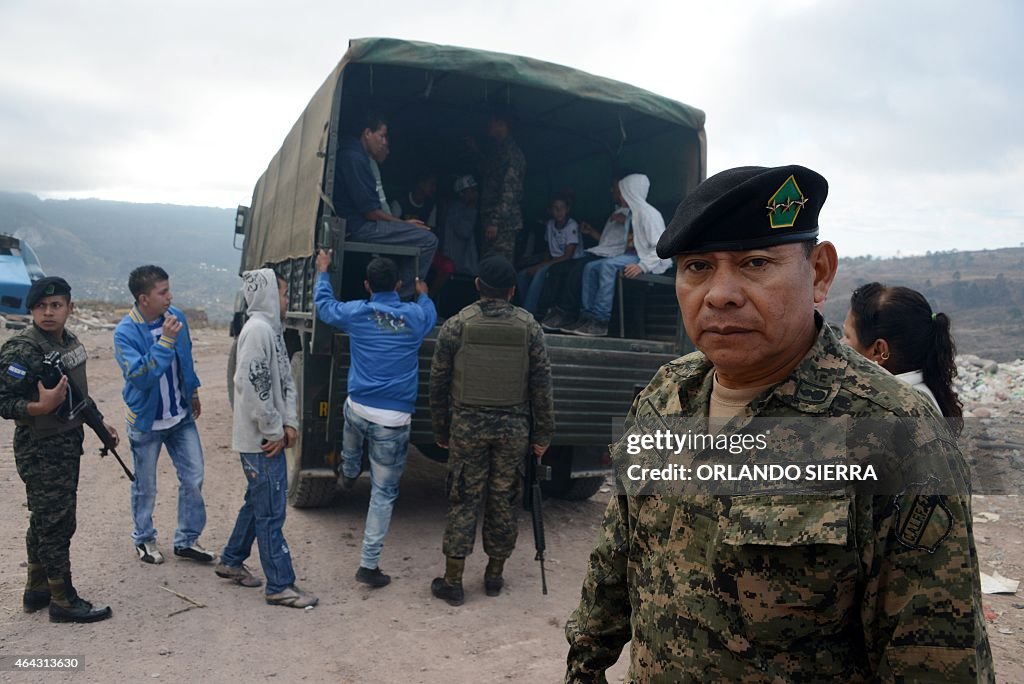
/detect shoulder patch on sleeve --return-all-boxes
[6,363,27,379]
[894,477,953,554]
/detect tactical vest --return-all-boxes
[451,305,531,407]
[16,326,88,437]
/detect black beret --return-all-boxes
[478,255,517,289]
[657,164,827,257]
[26,276,72,309]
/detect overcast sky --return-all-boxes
[1,0,1020,257]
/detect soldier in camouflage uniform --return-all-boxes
[429,255,554,605]
[479,108,526,262]
[0,277,116,623]
[565,166,994,682]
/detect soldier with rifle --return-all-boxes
[0,277,118,622]
[428,255,554,606]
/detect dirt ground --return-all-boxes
[0,326,1021,683]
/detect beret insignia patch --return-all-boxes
[766,174,809,229]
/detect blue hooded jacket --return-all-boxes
[113,304,201,431]
[314,273,436,414]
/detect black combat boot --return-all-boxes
[431,556,465,606]
[47,574,113,623]
[23,562,50,613]
[484,557,505,597]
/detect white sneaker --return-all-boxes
[136,542,165,564]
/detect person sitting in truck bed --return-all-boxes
[538,177,632,332]
[565,173,671,337]
[336,111,438,298]
[515,194,581,315]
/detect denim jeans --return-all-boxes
[516,262,554,314]
[127,416,206,548]
[341,401,410,570]
[220,452,296,595]
[580,253,640,322]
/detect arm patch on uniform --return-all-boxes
[894,478,953,554]
[6,363,27,378]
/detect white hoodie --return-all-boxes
[619,174,671,275]
[232,268,299,453]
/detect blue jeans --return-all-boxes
[580,253,640,322]
[341,401,410,570]
[220,452,296,595]
[127,416,206,548]
[516,263,554,314]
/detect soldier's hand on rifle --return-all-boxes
[103,422,120,448]
[316,249,333,273]
[163,314,182,339]
[31,377,68,415]
[415,278,429,296]
[284,426,298,448]
[532,443,549,457]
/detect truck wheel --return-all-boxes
[542,471,606,501]
[286,352,336,508]
[539,447,607,501]
[557,475,606,501]
[226,338,237,409]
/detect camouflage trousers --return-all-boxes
[481,227,520,263]
[14,426,83,579]
[442,409,529,559]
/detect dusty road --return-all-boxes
[0,325,1021,683]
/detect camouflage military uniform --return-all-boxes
[429,298,554,559]
[565,321,994,683]
[0,325,88,581]
[479,136,526,261]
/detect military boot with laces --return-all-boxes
[23,562,50,613]
[47,574,113,623]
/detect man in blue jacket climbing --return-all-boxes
[314,250,437,588]
[114,265,212,566]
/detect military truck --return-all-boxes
[230,37,705,507]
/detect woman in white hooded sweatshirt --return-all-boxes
[216,268,318,608]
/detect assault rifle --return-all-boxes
[40,351,135,481]
[525,453,551,595]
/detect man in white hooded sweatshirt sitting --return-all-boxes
[215,268,318,608]
[568,173,671,337]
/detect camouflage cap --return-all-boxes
[657,164,828,257]
[478,255,516,289]
[26,276,72,309]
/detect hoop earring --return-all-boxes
[880,351,890,361]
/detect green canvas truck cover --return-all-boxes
[242,36,706,271]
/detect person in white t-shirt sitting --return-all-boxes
[516,195,582,314]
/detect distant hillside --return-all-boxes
[0,192,239,322]
[825,247,1024,362]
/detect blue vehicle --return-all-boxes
[0,234,46,315]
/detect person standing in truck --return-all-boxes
[428,255,554,606]
[478,107,526,262]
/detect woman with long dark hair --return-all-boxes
[841,282,964,434]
